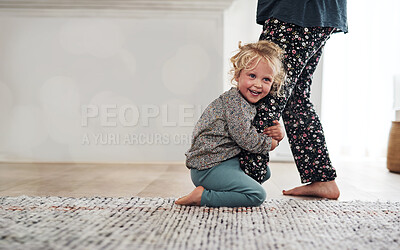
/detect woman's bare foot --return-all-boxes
[175,186,205,206]
[282,180,340,199]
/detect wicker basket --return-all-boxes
[387,121,400,173]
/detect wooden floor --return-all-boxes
[1,159,399,202]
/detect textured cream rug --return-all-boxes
[0,196,399,249]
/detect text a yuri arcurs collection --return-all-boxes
[80,104,205,146]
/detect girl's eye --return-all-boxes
[249,74,256,78]
[263,78,272,83]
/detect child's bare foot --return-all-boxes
[175,186,204,206]
[282,180,340,199]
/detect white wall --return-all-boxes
[0,4,227,163]
[321,0,400,159]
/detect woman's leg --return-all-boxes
[280,47,339,198]
[176,157,268,207]
[282,47,336,183]
[239,18,339,198]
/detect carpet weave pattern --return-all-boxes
[0,196,399,249]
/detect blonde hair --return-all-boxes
[230,40,286,96]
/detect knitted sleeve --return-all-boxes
[223,90,272,154]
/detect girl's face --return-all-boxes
[236,59,274,104]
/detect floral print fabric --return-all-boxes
[239,18,337,184]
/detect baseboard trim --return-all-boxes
[0,160,185,165]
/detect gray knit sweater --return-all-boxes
[185,88,272,170]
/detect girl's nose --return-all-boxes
[254,82,262,88]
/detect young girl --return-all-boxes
[175,41,286,207]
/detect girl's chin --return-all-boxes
[247,97,261,104]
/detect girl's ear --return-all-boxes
[234,71,241,82]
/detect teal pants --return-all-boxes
[190,157,271,207]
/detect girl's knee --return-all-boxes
[252,187,266,206]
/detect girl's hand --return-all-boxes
[270,139,279,151]
[263,120,284,142]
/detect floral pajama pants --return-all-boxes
[239,18,337,184]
